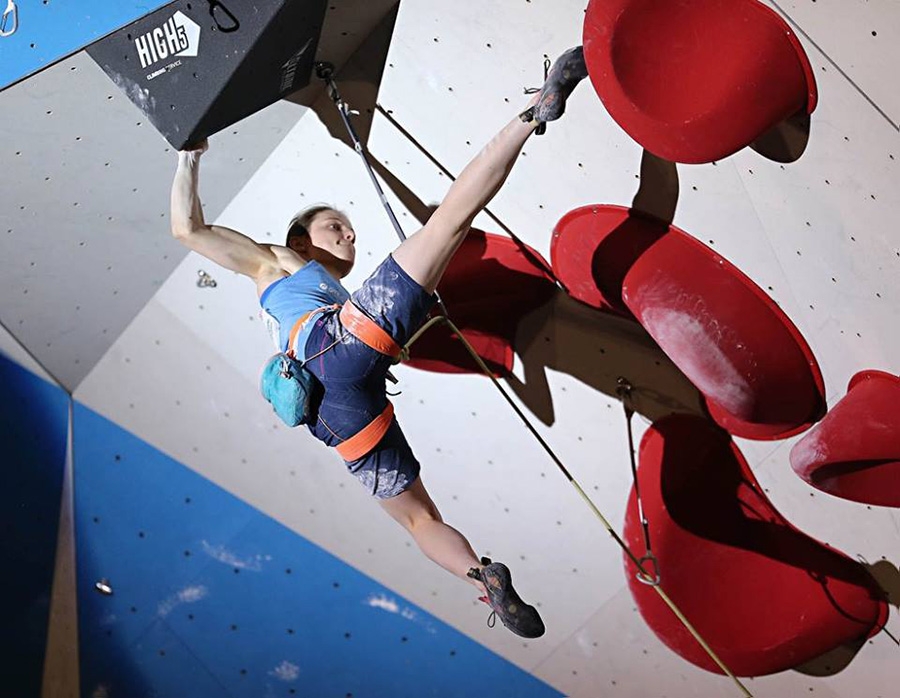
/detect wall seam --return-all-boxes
[769,0,900,132]
[40,397,80,698]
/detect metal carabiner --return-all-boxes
[315,61,342,104]
[635,553,661,586]
[1,0,18,38]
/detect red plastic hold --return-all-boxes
[791,370,900,507]
[404,229,557,375]
[550,205,663,314]
[551,205,825,439]
[624,415,888,676]
[582,0,818,163]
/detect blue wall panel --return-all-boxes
[0,0,171,90]
[73,402,563,698]
[0,351,70,697]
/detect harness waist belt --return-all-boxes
[294,302,400,461]
[339,300,402,359]
[335,402,394,461]
[287,304,340,358]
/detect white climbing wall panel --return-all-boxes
[769,0,900,126]
[72,0,900,696]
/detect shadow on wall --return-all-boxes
[305,3,398,148]
[750,111,812,163]
[631,149,679,224]
[508,147,696,426]
[624,416,889,677]
[362,135,706,426]
[509,290,706,425]
[792,635,869,677]
[863,559,900,609]
[780,560,899,677]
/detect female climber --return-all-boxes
[169,48,588,639]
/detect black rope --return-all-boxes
[616,378,660,586]
[315,62,450,319]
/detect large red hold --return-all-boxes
[624,415,888,676]
[582,0,818,163]
[551,205,826,439]
[791,370,900,507]
[404,229,557,375]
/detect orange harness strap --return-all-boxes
[335,402,395,461]
[333,303,401,460]
[289,302,401,461]
[287,304,340,358]
[339,301,402,360]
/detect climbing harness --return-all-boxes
[0,0,18,38]
[303,301,402,459]
[315,62,752,697]
[339,301,403,360]
[334,401,395,462]
[261,305,341,428]
[262,295,407,458]
[297,301,401,461]
[616,377,661,586]
[286,305,340,359]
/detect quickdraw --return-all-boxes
[1,0,18,38]
[615,377,661,587]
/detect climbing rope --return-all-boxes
[616,377,661,586]
[317,63,408,244]
[316,62,752,698]
[1,0,18,37]
[372,103,566,292]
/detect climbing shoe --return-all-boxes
[468,557,545,639]
[521,46,588,125]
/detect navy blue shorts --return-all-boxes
[303,254,436,499]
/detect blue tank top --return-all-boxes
[259,261,350,358]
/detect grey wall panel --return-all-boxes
[0,52,308,390]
